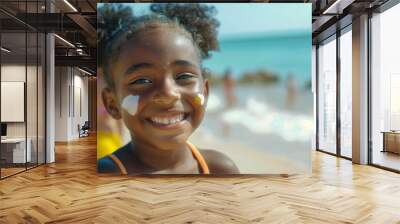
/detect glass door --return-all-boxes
[317,35,337,154]
[0,0,47,179]
[1,30,28,178]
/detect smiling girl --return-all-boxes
[97,3,239,174]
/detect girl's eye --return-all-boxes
[176,73,195,80]
[130,78,152,85]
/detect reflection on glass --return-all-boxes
[1,31,27,177]
[340,29,352,158]
[371,3,400,171]
[27,31,38,169]
[0,1,46,179]
[390,75,400,130]
[318,37,337,154]
[38,33,46,165]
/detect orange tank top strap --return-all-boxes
[109,154,128,175]
[109,143,210,175]
[186,142,210,174]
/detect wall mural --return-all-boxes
[97,3,312,175]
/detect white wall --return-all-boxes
[55,67,89,141]
[1,63,46,164]
[1,65,40,137]
[55,67,69,141]
[1,65,26,139]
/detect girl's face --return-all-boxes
[103,26,208,150]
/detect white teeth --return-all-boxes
[150,114,185,125]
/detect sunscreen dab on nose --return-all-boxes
[194,93,205,106]
[121,95,139,116]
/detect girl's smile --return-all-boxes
[146,111,189,129]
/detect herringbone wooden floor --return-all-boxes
[1,135,400,223]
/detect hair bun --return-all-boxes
[97,4,134,68]
[150,3,220,58]
[97,4,134,44]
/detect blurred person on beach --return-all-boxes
[286,74,297,109]
[222,68,237,137]
[223,68,237,108]
[97,3,239,175]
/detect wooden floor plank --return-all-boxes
[0,134,399,223]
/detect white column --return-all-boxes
[352,14,369,164]
[45,0,55,163]
[46,33,55,163]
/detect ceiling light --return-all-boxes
[63,0,78,12]
[54,34,75,48]
[323,1,341,14]
[1,47,11,53]
[323,0,354,15]
[78,67,93,76]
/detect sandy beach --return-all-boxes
[189,128,309,174]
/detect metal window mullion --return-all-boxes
[36,0,39,167]
[44,31,47,165]
[336,28,341,157]
[367,10,373,165]
[73,68,75,118]
[316,44,320,150]
[0,22,2,179]
[25,0,28,171]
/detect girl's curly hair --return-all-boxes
[98,3,220,87]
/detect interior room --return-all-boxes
[0,7,46,178]
[370,2,400,171]
[0,0,399,223]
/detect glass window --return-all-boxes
[27,30,38,169]
[38,32,45,165]
[318,36,337,154]
[339,28,352,158]
[1,30,28,178]
[0,0,46,179]
[371,3,400,171]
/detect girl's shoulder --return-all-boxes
[97,142,134,173]
[200,149,240,174]
[97,155,118,173]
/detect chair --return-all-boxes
[78,121,90,138]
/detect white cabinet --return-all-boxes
[1,138,32,163]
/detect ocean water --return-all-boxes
[198,84,313,166]
[203,33,312,83]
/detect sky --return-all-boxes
[109,3,312,39]
[205,3,311,38]
[98,3,312,80]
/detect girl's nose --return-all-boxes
[152,78,180,106]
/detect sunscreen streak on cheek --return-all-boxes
[121,95,139,116]
[193,93,205,106]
